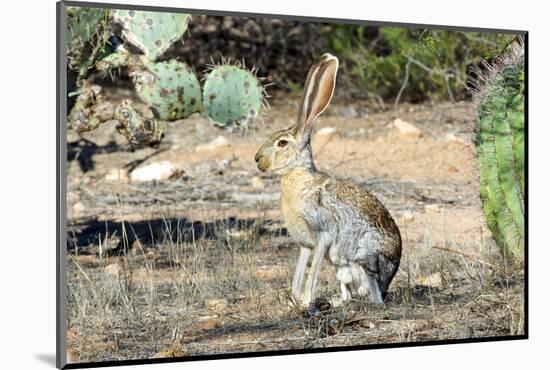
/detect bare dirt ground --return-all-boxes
[66,93,524,363]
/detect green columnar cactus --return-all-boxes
[67,7,110,77]
[112,10,190,61]
[475,46,525,262]
[131,56,202,121]
[202,65,265,129]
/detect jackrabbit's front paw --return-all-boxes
[300,293,313,308]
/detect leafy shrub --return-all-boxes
[323,24,516,103]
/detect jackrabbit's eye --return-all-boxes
[277,140,288,148]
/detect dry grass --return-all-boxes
[66,98,524,363]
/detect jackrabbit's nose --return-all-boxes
[254,152,261,163]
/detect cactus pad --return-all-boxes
[112,10,190,61]
[130,57,202,121]
[114,99,165,149]
[95,51,131,72]
[474,44,525,262]
[202,65,265,130]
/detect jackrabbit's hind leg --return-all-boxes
[336,266,353,301]
[365,273,384,304]
[352,264,383,304]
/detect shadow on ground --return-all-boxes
[67,216,288,254]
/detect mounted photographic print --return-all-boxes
[57,1,527,368]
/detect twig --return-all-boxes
[432,246,501,270]
[394,58,412,108]
[124,148,169,172]
[68,253,98,301]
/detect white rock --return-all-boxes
[425,204,441,213]
[445,133,468,146]
[73,202,85,213]
[316,127,338,137]
[251,176,265,190]
[195,136,230,153]
[130,161,177,182]
[393,118,422,139]
[105,168,129,182]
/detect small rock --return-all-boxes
[425,204,441,213]
[104,263,122,277]
[105,168,129,182]
[416,272,443,288]
[314,127,339,146]
[393,118,422,139]
[73,202,85,213]
[339,106,358,119]
[402,210,414,222]
[205,298,228,313]
[195,136,230,153]
[251,176,265,190]
[130,161,177,182]
[316,126,338,137]
[445,133,468,146]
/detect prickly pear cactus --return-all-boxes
[112,10,190,61]
[202,65,265,129]
[474,44,525,262]
[95,51,132,72]
[67,7,110,77]
[114,99,165,149]
[130,56,202,121]
[68,82,113,133]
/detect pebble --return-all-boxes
[130,161,177,182]
[393,118,422,139]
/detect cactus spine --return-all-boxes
[474,42,525,262]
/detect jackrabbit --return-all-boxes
[254,53,401,306]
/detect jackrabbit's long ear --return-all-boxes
[295,53,339,143]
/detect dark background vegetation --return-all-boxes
[153,15,514,104]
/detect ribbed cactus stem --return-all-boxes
[475,48,525,262]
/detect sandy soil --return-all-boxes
[65,95,524,363]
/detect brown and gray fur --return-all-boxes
[255,53,401,306]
